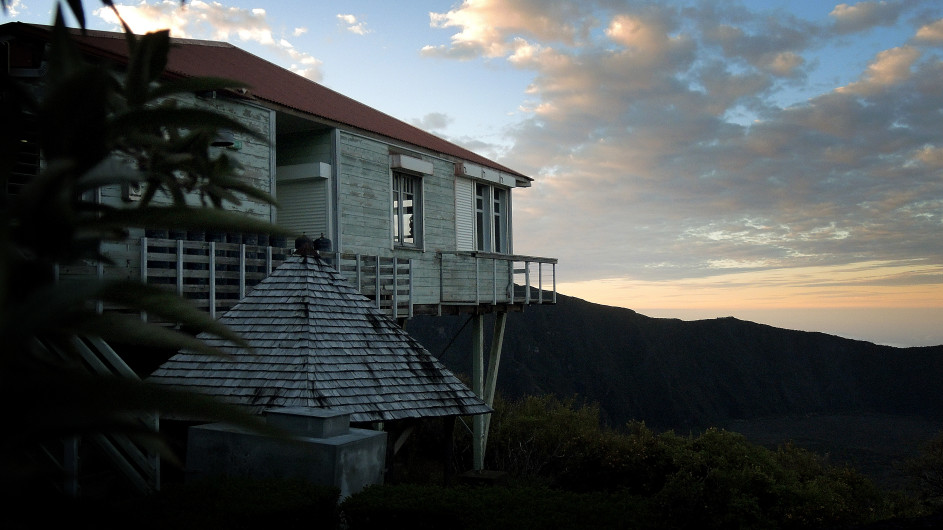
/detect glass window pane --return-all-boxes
[393,172,421,247]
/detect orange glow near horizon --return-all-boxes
[555,261,943,346]
[557,260,943,311]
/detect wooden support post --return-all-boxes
[443,415,457,486]
[492,259,498,304]
[392,257,398,318]
[507,261,514,302]
[483,311,507,444]
[552,262,557,303]
[375,255,381,310]
[147,410,161,492]
[525,262,531,305]
[472,313,485,470]
[471,311,508,471]
[356,254,362,292]
[176,239,184,296]
[96,259,104,314]
[408,258,414,318]
[209,241,216,319]
[475,258,481,305]
[140,237,148,322]
[239,243,246,300]
[64,436,80,498]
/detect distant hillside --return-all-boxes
[404,292,943,432]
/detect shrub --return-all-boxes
[905,431,943,508]
[484,394,602,480]
[555,421,680,494]
[650,429,889,529]
[464,394,896,528]
[341,483,650,530]
[11,477,341,530]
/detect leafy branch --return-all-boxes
[1,1,291,494]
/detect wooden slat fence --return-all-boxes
[139,239,413,319]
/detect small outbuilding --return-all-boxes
[148,252,492,491]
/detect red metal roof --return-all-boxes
[6,22,529,180]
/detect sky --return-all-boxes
[5,0,943,347]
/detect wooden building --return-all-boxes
[3,21,557,480]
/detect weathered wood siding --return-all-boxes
[96,93,275,215]
[336,132,460,306]
[338,133,393,253]
[72,94,276,287]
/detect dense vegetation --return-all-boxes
[351,394,935,530]
[22,393,943,530]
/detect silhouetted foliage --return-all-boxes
[10,476,341,530]
[1,0,288,504]
[905,431,943,508]
[416,394,910,529]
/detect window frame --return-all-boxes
[392,170,423,249]
[474,182,509,253]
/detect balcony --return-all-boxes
[61,237,557,321]
[435,251,557,314]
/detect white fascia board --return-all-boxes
[391,154,434,175]
[277,162,331,182]
[455,162,518,188]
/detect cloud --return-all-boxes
[3,0,24,17]
[422,0,596,59]
[836,45,921,95]
[337,13,370,35]
[95,1,324,80]
[411,112,453,132]
[698,8,816,78]
[915,18,943,43]
[915,145,943,167]
[830,1,903,34]
[423,0,943,297]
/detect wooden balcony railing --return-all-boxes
[140,237,291,318]
[437,251,557,307]
[138,238,414,319]
[59,238,556,321]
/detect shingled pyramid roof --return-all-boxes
[147,255,490,423]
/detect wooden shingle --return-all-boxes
[148,256,491,423]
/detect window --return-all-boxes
[392,171,421,247]
[475,183,508,253]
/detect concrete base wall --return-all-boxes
[185,407,386,498]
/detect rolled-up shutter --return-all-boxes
[455,177,474,251]
[276,179,327,239]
